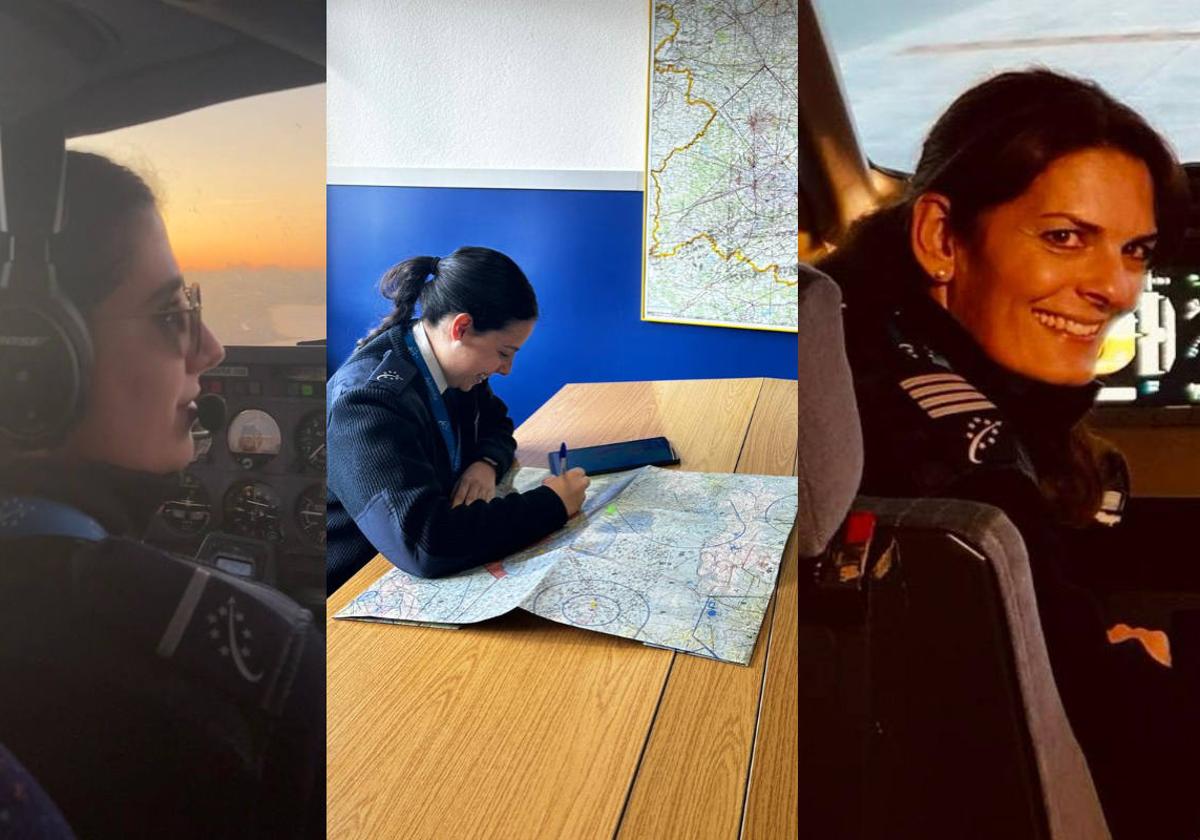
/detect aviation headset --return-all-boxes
[0,121,93,448]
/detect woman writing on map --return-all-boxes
[0,151,324,837]
[817,69,1200,839]
[325,246,590,593]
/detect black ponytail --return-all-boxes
[357,256,438,346]
[359,246,538,347]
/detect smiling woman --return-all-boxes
[821,68,1188,524]
[0,152,226,466]
[817,69,1200,839]
[912,147,1157,386]
[325,246,592,592]
[54,155,225,473]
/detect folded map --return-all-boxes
[335,466,796,664]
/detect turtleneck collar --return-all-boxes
[0,456,179,538]
[898,292,1100,436]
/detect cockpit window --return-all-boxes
[814,1,1200,169]
[68,83,326,346]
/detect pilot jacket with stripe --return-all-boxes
[842,288,1200,840]
[325,323,567,594]
[0,457,324,839]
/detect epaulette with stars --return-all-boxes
[365,349,416,392]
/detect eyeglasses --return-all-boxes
[152,283,204,358]
[100,282,204,357]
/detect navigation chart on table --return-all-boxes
[335,466,797,664]
[642,0,798,332]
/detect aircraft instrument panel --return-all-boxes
[1093,164,1200,424]
[144,344,325,622]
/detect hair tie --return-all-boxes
[429,257,440,279]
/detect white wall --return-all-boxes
[328,0,650,188]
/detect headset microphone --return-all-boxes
[196,393,226,434]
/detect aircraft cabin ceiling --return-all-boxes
[0,0,323,136]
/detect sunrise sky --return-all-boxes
[69,83,325,272]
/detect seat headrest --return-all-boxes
[796,264,863,555]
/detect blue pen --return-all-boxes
[558,441,568,475]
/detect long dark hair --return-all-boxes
[359,245,538,347]
[821,68,1188,308]
[56,151,158,314]
[820,69,1188,527]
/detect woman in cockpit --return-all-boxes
[325,246,590,593]
[0,152,322,839]
[817,69,1200,840]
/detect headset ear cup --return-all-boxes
[55,288,93,431]
[0,287,91,447]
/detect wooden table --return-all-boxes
[327,379,799,840]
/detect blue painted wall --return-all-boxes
[328,185,798,425]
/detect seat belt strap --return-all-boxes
[0,496,107,542]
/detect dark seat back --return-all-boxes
[855,498,1109,840]
[0,535,324,838]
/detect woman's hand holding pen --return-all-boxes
[543,468,590,517]
[451,460,499,507]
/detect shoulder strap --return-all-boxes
[0,495,107,542]
[367,347,418,390]
[865,307,1038,488]
[73,537,316,716]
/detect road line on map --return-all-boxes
[647,3,795,289]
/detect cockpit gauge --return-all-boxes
[295,484,326,548]
[295,410,326,472]
[160,471,212,535]
[223,481,283,542]
[227,409,282,469]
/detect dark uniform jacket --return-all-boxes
[325,323,567,593]
[843,289,1200,840]
[0,457,325,839]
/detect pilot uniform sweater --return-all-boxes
[325,323,567,594]
[842,288,1200,840]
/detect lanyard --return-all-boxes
[403,329,461,475]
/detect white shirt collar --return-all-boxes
[412,321,450,394]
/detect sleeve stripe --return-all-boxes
[928,400,997,418]
[918,391,987,409]
[900,372,966,389]
[907,381,981,399]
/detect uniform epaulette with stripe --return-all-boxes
[887,328,1028,475]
